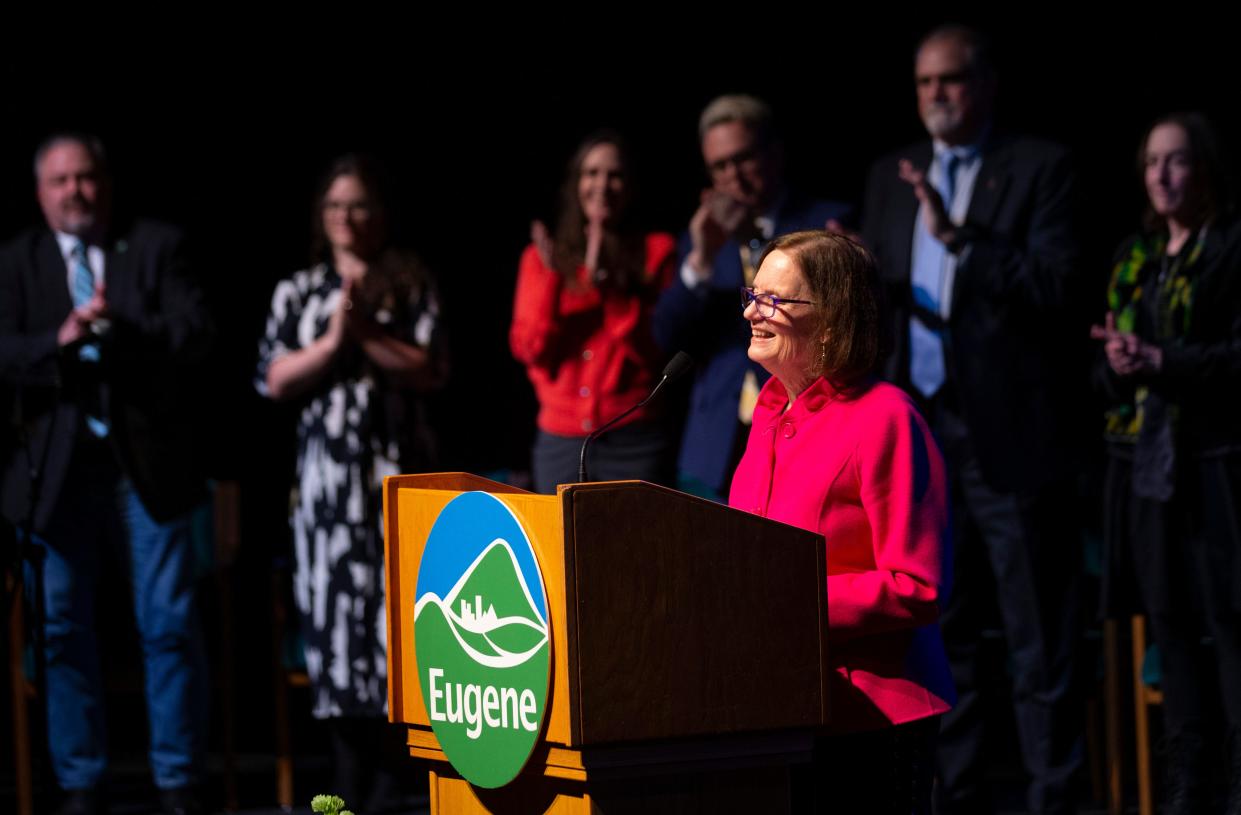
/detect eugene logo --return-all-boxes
[414,492,550,788]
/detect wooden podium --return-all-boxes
[384,473,830,813]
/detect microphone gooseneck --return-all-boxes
[577,352,694,484]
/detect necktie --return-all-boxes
[70,240,109,436]
[940,153,959,216]
[909,152,960,398]
[71,241,100,365]
[71,241,95,307]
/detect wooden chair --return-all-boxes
[1101,618,1123,815]
[1131,614,1164,815]
[1102,613,1165,815]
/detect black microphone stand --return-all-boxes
[578,352,694,483]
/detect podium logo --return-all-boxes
[414,492,550,788]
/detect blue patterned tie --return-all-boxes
[71,241,95,307]
[70,240,108,436]
[909,153,960,397]
[70,240,99,363]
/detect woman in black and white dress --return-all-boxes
[257,154,446,803]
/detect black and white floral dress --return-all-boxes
[256,257,443,718]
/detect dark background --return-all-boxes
[2,12,1239,803]
[4,16,1239,482]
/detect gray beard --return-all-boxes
[922,110,962,141]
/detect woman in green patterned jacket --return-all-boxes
[1092,112,1241,815]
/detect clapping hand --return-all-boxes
[58,283,109,347]
[1090,312,1163,376]
[686,190,749,280]
[531,220,555,270]
[326,276,366,348]
[898,159,956,246]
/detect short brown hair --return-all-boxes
[759,230,887,389]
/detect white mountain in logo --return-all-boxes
[415,538,549,669]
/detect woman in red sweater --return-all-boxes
[729,230,953,813]
[510,131,676,493]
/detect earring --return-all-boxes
[818,341,827,371]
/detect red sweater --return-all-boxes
[510,233,676,436]
[729,376,955,732]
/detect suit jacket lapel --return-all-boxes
[966,138,1013,233]
[36,230,74,323]
[103,232,134,313]
[950,139,1013,315]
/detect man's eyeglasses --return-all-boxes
[708,148,762,178]
[740,287,816,318]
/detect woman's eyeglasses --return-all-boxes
[740,286,816,318]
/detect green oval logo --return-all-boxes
[413,492,550,788]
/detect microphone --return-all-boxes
[578,351,694,484]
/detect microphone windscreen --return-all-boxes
[661,351,695,383]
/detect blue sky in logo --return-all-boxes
[415,491,547,619]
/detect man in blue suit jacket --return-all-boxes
[654,94,850,500]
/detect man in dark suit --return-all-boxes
[862,27,1084,814]
[654,94,851,500]
[0,134,212,815]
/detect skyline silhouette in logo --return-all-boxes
[414,492,547,620]
[415,537,548,669]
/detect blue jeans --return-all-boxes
[27,449,208,791]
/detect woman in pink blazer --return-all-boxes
[729,230,953,813]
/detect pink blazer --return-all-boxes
[729,376,955,733]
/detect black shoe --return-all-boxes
[158,785,205,815]
[55,789,101,815]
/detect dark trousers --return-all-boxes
[532,419,672,495]
[932,404,1083,815]
[1106,454,1241,736]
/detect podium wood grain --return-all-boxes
[563,481,828,743]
